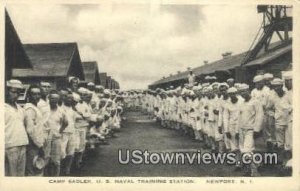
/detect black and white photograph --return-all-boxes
[2,1,299,189]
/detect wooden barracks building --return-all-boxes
[5,9,32,82]
[149,5,292,90]
[12,42,85,90]
[6,10,120,90]
[82,61,100,85]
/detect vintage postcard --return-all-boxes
[0,0,299,190]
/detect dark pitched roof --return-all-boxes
[12,42,79,77]
[151,40,292,85]
[82,61,99,83]
[5,10,32,69]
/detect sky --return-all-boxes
[7,3,269,90]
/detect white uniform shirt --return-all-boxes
[37,98,51,131]
[238,99,264,131]
[272,93,291,126]
[47,107,66,138]
[61,105,80,133]
[75,102,92,127]
[5,103,29,149]
[24,103,44,148]
[223,98,243,134]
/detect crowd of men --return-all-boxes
[5,71,293,177]
[127,71,293,176]
[5,77,124,177]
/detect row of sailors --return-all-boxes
[5,78,124,177]
[140,72,292,176]
[123,91,144,109]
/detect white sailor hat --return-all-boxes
[263,73,274,80]
[206,86,213,92]
[33,156,45,170]
[95,85,104,89]
[212,82,219,89]
[271,78,284,85]
[170,85,174,89]
[40,81,51,87]
[202,83,210,87]
[104,89,111,95]
[210,76,217,80]
[87,82,95,86]
[6,79,23,89]
[68,76,79,83]
[253,75,264,83]
[78,87,88,94]
[227,87,238,93]
[234,83,241,89]
[226,78,234,83]
[282,71,292,80]
[219,82,229,89]
[204,76,211,80]
[238,83,249,91]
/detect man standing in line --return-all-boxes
[45,90,68,176]
[238,84,264,176]
[263,73,276,151]
[282,71,293,166]
[223,87,241,156]
[24,85,45,176]
[226,78,235,88]
[271,78,291,165]
[74,87,92,168]
[5,80,29,176]
[60,92,79,175]
[38,81,51,169]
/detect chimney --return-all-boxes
[187,67,191,71]
[169,73,173,77]
[222,51,232,59]
[162,76,165,79]
[203,60,209,65]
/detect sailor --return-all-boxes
[216,83,229,153]
[271,78,291,165]
[24,85,45,176]
[282,71,293,167]
[44,90,68,176]
[206,86,216,150]
[223,87,241,154]
[226,78,235,88]
[87,82,100,109]
[74,87,92,169]
[60,92,79,175]
[251,75,272,150]
[238,84,264,176]
[263,73,276,151]
[38,82,51,165]
[5,80,29,176]
[68,76,79,93]
[191,85,202,141]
